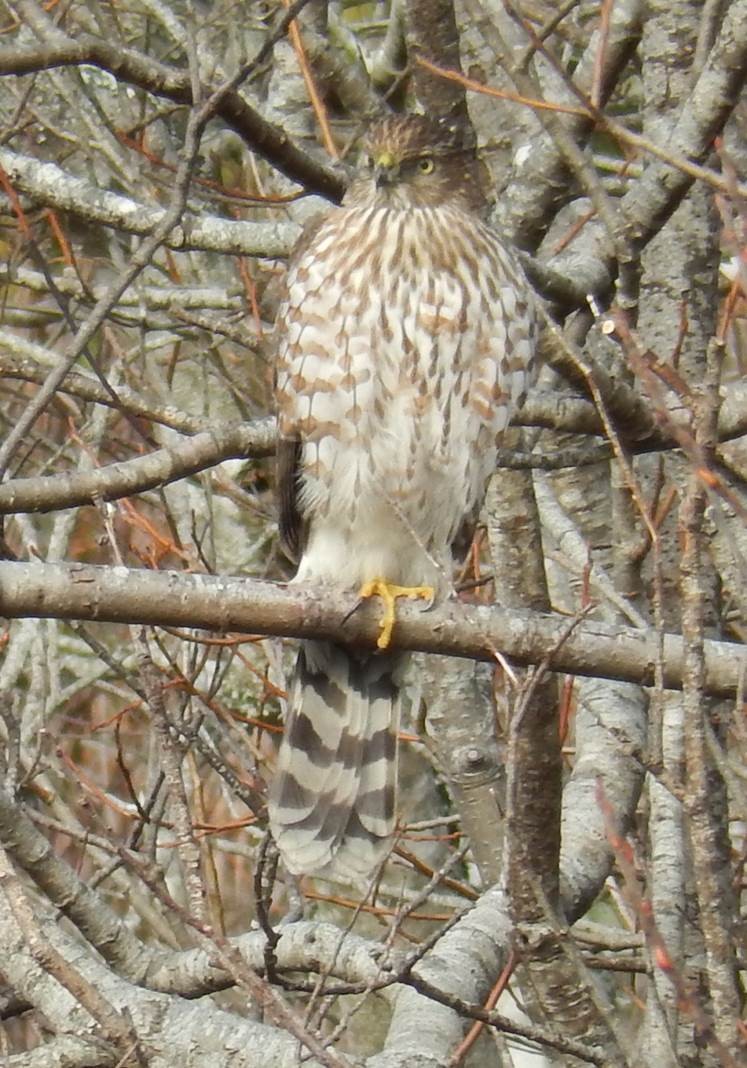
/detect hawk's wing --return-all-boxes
[274,208,330,564]
[277,436,303,563]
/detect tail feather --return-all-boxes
[269,641,402,877]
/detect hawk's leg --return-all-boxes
[359,579,435,650]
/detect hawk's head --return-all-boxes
[345,114,484,212]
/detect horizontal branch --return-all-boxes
[0,147,296,258]
[0,263,247,311]
[0,422,276,514]
[0,562,743,697]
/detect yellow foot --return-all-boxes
[358,579,435,650]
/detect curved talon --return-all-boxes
[359,579,435,649]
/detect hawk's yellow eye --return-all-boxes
[418,157,435,174]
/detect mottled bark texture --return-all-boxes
[405,0,471,130]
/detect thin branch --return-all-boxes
[0,34,344,201]
[0,351,227,435]
[138,637,208,927]
[680,340,742,1055]
[0,99,212,479]
[0,263,250,311]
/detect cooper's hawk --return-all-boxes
[271,114,537,877]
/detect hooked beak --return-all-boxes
[373,150,400,187]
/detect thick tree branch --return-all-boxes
[3,1035,110,1067]
[0,787,159,984]
[619,0,747,254]
[406,0,469,126]
[547,0,747,293]
[0,562,743,697]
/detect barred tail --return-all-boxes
[269,641,402,877]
